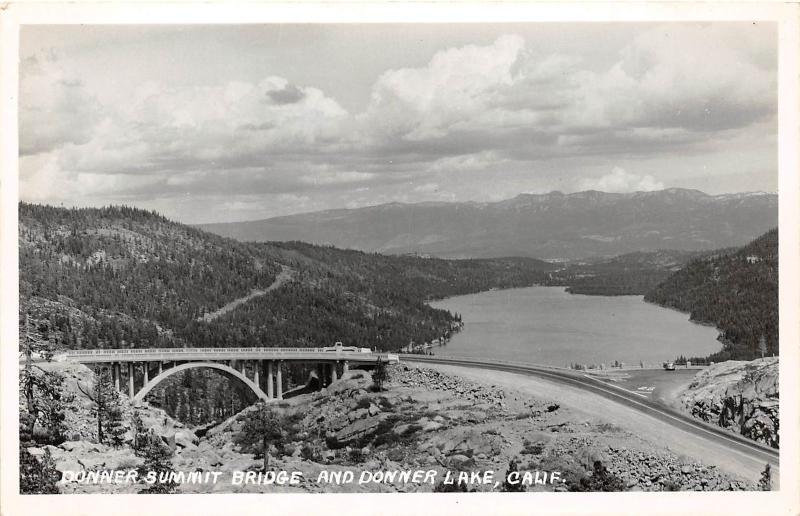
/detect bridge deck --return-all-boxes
[65,347,399,364]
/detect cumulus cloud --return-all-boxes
[18,24,777,221]
[428,151,502,173]
[579,167,664,193]
[358,25,775,169]
[413,183,440,193]
[361,34,525,140]
[19,52,104,155]
[571,24,776,133]
[266,83,306,105]
[19,57,354,203]
[300,170,376,186]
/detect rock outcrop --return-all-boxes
[393,364,507,406]
[677,358,778,448]
[27,361,759,493]
[28,359,200,493]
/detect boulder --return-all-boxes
[78,455,108,471]
[160,431,177,452]
[55,459,84,476]
[393,424,411,436]
[27,447,45,458]
[44,445,65,458]
[101,449,143,471]
[448,454,472,466]
[177,440,198,451]
[349,408,368,421]
[175,430,199,449]
[59,441,106,454]
[334,415,385,444]
[576,446,609,473]
[421,421,443,432]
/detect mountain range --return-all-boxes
[198,189,778,260]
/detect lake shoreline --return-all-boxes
[428,286,722,368]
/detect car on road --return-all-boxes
[322,341,372,353]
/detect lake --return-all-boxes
[428,286,722,367]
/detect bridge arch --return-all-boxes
[133,361,269,403]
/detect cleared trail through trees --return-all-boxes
[198,265,295,322]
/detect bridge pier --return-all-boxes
[112,362,119,391]
[143,363,149,386]
[253,363,259,389]
[158,362,163,376]
[332,361,338,383]
[276,361,283,400]
[343,360,349,375]
[266,361,274,399]
[128,362,134,398]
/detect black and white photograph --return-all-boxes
[1,2,798,515]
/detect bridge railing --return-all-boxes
[65,347,396,360]
[68,347,359,355]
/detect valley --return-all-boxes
[18,201,780,494]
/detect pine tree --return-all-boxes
[19,315,71,445]
[758,463,772,491]
[571,461,625,492]
[20,447,60,494]
[131,410,147,453]
[234,405,284,471]
[136,431,177,494]
[759,335,767,359]
[78,367,125,445]
[20,314,60,442]
[105,394,127,447]
[372,358,388,392]
[501,458,526,492]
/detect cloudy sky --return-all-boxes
[20,23,777,223]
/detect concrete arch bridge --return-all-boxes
[65,347,399,403]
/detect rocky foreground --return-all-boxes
[675,357,779,449]
[29,361,758,494]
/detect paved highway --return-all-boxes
[401,354,779,468]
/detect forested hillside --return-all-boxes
[177,242,554,349]
[548,249,711,295]
[644,229,778,362]
[20,203,282,350]
[20,203,553,353]
[20,203,553,424]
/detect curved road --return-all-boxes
[401,355,779,468]
[197,265,295,322]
